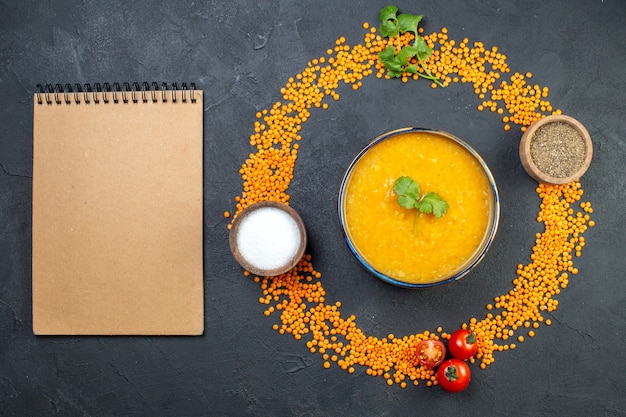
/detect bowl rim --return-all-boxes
[229,201,307,276]
[519,114,593,184]
[337,127,501,289]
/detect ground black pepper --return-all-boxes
[529,122,586,178]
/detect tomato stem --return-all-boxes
[444,365,459,381]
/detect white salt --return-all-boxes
[236,207,301,271]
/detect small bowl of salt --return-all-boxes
[229,201,307,276]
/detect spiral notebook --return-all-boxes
[32,82,204,335]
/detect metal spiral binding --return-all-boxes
[35,82,197,105]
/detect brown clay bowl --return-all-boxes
[519,114,592,184]
[229,201,307,276]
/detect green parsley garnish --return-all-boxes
[393,175,449,232]
[377,5,444,86]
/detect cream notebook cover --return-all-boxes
[32,83,204,335]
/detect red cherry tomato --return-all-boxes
[436,358,471,393]
[416,339,446,368]
[448,329,478,360]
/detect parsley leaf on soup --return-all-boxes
[416,192,450,218]
[392,175,421,208]
[392,176,449,233]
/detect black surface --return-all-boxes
[2,1,626,416]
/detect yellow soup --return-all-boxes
[343,130,495,284]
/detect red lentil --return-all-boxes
[230,23,594,388]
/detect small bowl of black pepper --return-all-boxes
[519,114,593,184]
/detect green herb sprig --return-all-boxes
[393,175,449,233]
[378,5,444,86]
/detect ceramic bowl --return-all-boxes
[337,127,500,289]
[519,114,592,184]
[229,201,307,276]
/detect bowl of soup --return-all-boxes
[337,127,500,288]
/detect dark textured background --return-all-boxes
[2,0,626,416]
